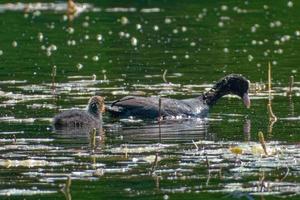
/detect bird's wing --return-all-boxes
[108,96,159,117]
[112,96,158,110]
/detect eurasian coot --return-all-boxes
[106,74,250,119]
[53,96,105,129]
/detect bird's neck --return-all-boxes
[202,84,229,106]
[87,105,101,119]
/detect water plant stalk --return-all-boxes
[150,153,159,175]
[192,140,199,150]
[124,144,128,158]
[12,134,16,144]
[267,62,277,121]
[258,131,268,156]
[158,98,162,121]
[67,0,77,21]
[51,65,56,94]
[268,62,271,104]
[61,175,71,193]
[162,69,168,83]
[288,75,294,97]
[90,128,96,150]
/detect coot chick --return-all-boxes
[106,74,250,119]
[53,96,105,129]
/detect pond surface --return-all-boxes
[0,0,300,199]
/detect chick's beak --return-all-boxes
[243,93,251,108]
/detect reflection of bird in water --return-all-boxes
[116,119,210,143]
[114,118,252,143]
[54,126,106,156]
[53,96,105,131]
[107,74,251,119]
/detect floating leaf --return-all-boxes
[229,146,243,155]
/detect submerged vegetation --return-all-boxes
[0,0,300,199]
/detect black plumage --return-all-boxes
[106,74,250,119]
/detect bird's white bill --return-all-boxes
[243,93,251,108]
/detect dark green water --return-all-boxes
[0,0,300,199]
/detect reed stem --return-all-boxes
[90,128,96,150]
[158,98,162,121]
[51,65,56,94]
[61,175,72,193]
[124,144,128,158]
[162,69,168,83]
[267,62,277,121]
[288,75,294,97]
[258,131,268,156]
[67,0,77,21]
[268,62,271,104]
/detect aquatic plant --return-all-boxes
[258,131,268,156]
[90,128,96,151]
[267,62,277,121]
[287,75,294,97]
[51,65,56,94]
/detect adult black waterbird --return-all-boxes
[53,96,105,129]
[107,74,250,119]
